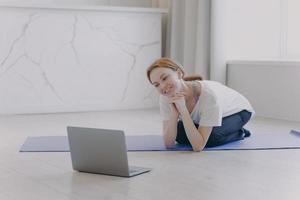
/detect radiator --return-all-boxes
[227,60,300,122]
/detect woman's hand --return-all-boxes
[167,92,187,115]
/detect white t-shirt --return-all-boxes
[159,80,255,127]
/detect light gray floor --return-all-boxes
[1,109,300,200]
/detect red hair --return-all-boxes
[146,57,203,83]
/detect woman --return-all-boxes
[146,57,254,152]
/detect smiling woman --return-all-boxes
[146,57,255,152]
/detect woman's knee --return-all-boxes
[206,129,245,147]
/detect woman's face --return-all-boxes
[149,67,182,97]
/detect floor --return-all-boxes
[0,108,300,200]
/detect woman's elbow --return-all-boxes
[191,143,204,152]
[192,147,202,152]
[164,142,175,149]
[163,135,176,148]
[163,139,175,149]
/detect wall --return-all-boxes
[0,5,164,114]
[211,0,300,84]
[0,0,154,7]
[211,0,300,121]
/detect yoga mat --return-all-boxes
[19,130,300,152]
[19,135,191,152]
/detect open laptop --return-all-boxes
[67,126,151,177]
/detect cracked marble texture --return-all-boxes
[0,8,161,114]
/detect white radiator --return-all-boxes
[227,60,300,122]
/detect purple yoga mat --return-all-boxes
[19,135,192,152]
[19,130,300,152]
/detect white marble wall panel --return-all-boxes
[0,6,162,114]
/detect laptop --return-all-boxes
[67,126,151,177]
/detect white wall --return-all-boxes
[285,0,300,58]
[0,5,164,114]
[0,0,170,8]
[211,0,300,121]
[0,0,154,7]
[211,0,300,84]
